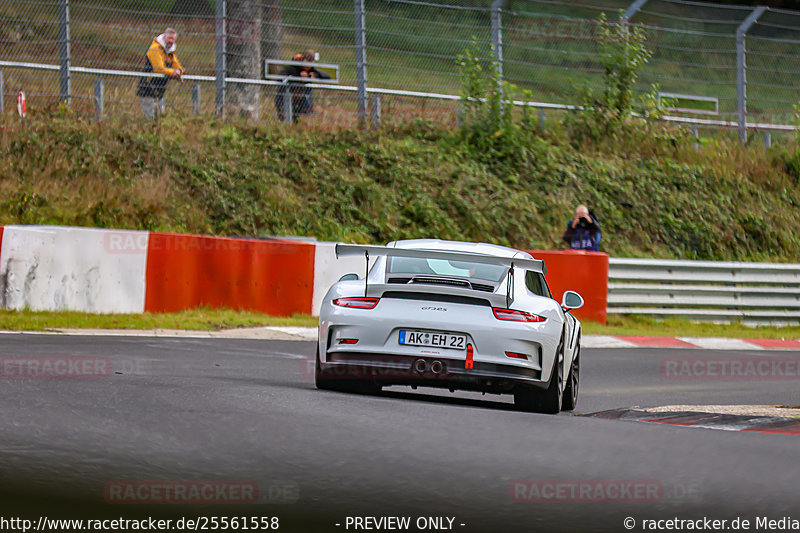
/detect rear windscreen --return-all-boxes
[387,257,507,282]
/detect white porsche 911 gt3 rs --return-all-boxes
[316,239,584,414]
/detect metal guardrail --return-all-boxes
[607,258,800,325]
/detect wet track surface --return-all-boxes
[1,334,799,532]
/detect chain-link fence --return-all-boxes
[1,0,800,138]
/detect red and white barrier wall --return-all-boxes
[529,250,609,324]
[144,233,315,315]
[0,226,609,323]
[0,226,149,313]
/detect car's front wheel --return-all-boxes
[514,332,564,414]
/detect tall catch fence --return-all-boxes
[1,0,799,138]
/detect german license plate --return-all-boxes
[399,330,466,350]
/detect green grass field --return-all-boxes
[0,308,317,331]
[2,0,799,123]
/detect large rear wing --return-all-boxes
[335,243,545,307]
[335,243,545,274]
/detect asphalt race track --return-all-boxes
[1,334,800,532]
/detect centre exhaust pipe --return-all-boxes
[414,359,428,373]
[430,360,444,375]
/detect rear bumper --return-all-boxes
[321,351,546,393]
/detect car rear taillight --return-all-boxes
[338,338,359,345]
[333,297,380,309]
[505,351,528,360]
[492,308,547,322]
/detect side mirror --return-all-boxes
[338,273,359,282]
[561,291,584,312]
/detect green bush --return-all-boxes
[564,13,687,153]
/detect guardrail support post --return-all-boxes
[623,0,648,21]
[282,82,292,123]
[0,71,4,113]
[94,76,103,121]
[763,131,771,148]
[354,0,368,125]
[215,0,227,117]
[370,94,381,129]
[737,6,766,144]
[491,0,505,83]
[691,126,699,150]
[58,0,71,104]
[192,82,201,114]
[538,108,546,134]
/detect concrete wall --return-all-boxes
[0,226,610,323]
[145,233,315,316]
[529,249,609,324]
[0,226,148,313]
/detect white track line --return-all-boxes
[677,337,764,350]
[581,335,638,349]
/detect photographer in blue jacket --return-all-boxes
[563,204,601,251]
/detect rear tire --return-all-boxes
[314,345,338,391]
[537,337,564,414]
[514,331,565,414]
[513,386,541,412]
[562,336,580,412]
[315,345,381,394]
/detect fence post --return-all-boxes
[538,108,546,134]
[0,71,4,113]
[192,82,201,114]
[763,131,771,148]
[622,0,648,21]
[58,0,71,104]
[370,94,381,129]
[282,82,292,123]
[490,0,505,81]
[215,0,227,117]
[354,0,368,124]
[736,6,766,144]
[94,76,103,121]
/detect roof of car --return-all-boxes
[389,239,533,260]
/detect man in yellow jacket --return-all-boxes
[136,28,184,117]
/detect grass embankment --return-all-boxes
[2,110,800,261]
[583,315,800,340]
[0,309,317,331]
